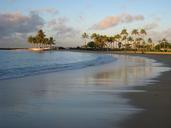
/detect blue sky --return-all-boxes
[0,0,171,47]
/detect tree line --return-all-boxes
[82,29,171,52]
[28,30,55,48]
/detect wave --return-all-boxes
[0,55,116,80]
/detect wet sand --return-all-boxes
[0,53,170,128]
[119,54,171,128]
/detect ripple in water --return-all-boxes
[0,51,116,80]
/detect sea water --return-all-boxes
[0,50,115,80]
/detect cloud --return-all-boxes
[78,15,84,21]
[0,11,45,48]
[164,27,171,39]
[0,11,80,48]
[0,11,44,38]
[147,27,171,43]
[48,18,79,38]
[0,35,29,48]
[91,13,144,30]
[143,22,159,30]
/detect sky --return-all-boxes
[0,0,171,48]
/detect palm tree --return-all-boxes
[132,29,139,36]
[111,36,117,49]
[101,35,108,49]
[147,38,153,51]
[120,29,128,48]
[107,36,116,49]
[148,38,152,44]
[131,29,139,49]
[120,29,128,36]
[115,34,122,49]
[127,36,134,43]
[97,35,106,49]
[140,29,147,50]
[161,38,168,51]
[135,37,143,50]
[44,38,49,48]
[157,40,162,51]
[91,34,107,49]
[127,36,134,49]
[91,33,98,40]
[32,37,38,47]
[140,29,147,36]
[82,32,89,47]
[36,29,46,47]
[27,29,55,49]
[122,35,127,49]
[91,33,101,48]
[28,36,33,47]
[106,36,112,49]
[155,39,169,51]
[49,37,55,47]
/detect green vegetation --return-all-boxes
[87,41,96,48]
[28,30,55,48]
[155,38,171,51]
[82,32,89,48]
[82,29,171,52]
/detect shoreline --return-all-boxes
[0,48,28,50]
[67,51,171,127]
[119,54,171,128]
[0,48,57,51]
[1,52,156,128]
[66,50,171,127]
[1,48,171,54]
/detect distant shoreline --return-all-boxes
[1,48,171,55]
[0,47,58,51]
[0,48,28,50]
[69,49,171,55]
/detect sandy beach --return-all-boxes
[119,54,171,128]
[1,0,171,127]
[0,51,170,128]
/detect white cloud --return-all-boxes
[144,22,159,30]
[91,13,144,30]
[148,27,171,43]
[48,18,79,38]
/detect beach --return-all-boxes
[1,0,171,127]
[119,54,171,128]
[0,51,170,128]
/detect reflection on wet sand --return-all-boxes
[87,55,156,88]
[0,54,168,128]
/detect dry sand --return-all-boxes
[119,54,171,128]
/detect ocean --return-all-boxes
[0,50,115,80]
